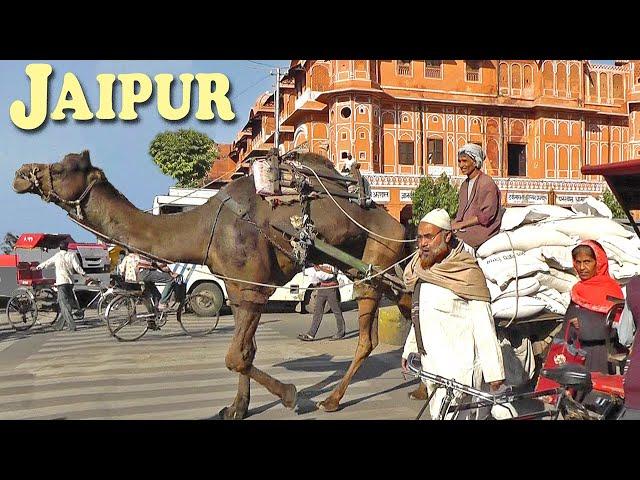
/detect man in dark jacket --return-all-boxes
[618,275,640,419]
[452,143,504,252]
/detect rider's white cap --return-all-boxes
[420,208,451,231]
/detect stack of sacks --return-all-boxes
[477,200,640,321]
[598,235,640,284]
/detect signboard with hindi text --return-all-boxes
[371,190,390,203]
[555,194,589,206]
[400,190,414,203]
[506,192,549,205]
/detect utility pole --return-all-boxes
[271,67,283,151]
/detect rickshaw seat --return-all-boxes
[17,262,33,281]
[591,372,625,398]
[541,363,592,390]
[110,275,143,291]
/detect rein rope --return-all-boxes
[25,166,98,220]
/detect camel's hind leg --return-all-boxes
[317,284,381,412]
[220,299,297,420]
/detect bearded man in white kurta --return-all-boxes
[401,208,505,420]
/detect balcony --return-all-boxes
[397,61,412,76]
[424,67,441,79]
[466,71,479,82]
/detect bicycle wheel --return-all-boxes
[6,289,37,331]
[177,291,220,337]
[97,290,118,322]
[105,294,149,342]
[35,287,60,327]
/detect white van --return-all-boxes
[153,187,355,314]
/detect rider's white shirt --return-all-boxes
[403,282,505,419]
[37,251,85,285]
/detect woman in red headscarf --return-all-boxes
[560,240,624,373]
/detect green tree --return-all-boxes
[602,188,627,219]
[149,129,218,187]
[1,232,18,254]
[410,173,459,226]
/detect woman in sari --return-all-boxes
[562,240,624,373]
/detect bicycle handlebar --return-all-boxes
[406,353,563,408]
[406,353,501,402]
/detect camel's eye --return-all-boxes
[50,164,64,175]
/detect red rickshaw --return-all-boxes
[1,233,110,331]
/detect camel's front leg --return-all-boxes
[318,286,381,412]
[220,373,251,420]
[220,299,297,420]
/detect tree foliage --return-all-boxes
[1,232,18,254]
[410,173,459,226]
[149,129,218,187]
[602,188,627,219]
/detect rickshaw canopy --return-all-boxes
[14,233,75,250]
[582,159,640,238]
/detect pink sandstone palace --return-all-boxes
[207,60,640,223]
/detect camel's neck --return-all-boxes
[77,183,210,264]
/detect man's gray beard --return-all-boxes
[419,241,448,269]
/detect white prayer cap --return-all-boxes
[420,208,451,231]
[458,143,485,168]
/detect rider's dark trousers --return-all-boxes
[307,287,345,338]
[55,283,76,331]
[138,269,176,304]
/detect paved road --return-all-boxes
[0,306,423,420]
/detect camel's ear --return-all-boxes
[78,150,92,171]
[88,168,106,184]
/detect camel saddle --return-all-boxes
[253,149,371,209]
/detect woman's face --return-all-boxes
[573,251,598,281]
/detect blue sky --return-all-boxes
[0,60,289,242]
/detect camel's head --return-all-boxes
[13,150,106,207]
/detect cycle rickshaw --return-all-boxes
[5,263,113,331]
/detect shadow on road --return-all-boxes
[234,348,415,418]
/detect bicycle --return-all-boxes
[405,352,621,420]
[5,279,111,331]
[104,277,221,342]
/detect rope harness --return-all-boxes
[23,165,98,220]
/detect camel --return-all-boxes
[13,150,413,419]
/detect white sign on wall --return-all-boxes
[400,190,414,203]
[556,194,589,206]
[371,190,390,203]
[506,192,549,205]
[428,166,454,177]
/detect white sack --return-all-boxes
[477,225,576,258]
[571,196,612,219]
[491,296,548,319]
[526,246,575,271]
[487,277,541,302]
[534,287,571,315]
[479,251,549,288]
[539,217,634,240]
[501,205,576,231]
[598,235,640,266]
[609,262,640,284]
[535,268,579,293]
